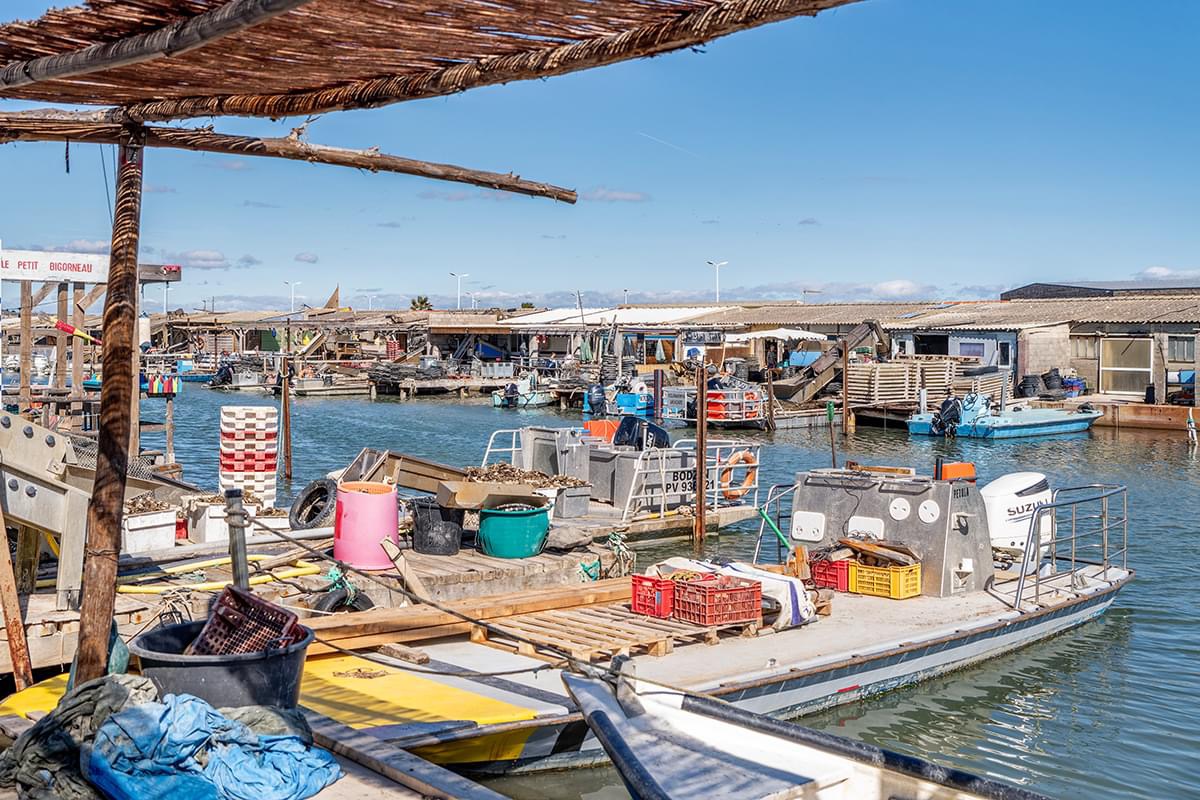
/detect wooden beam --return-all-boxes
[29,282,57,308]
[19,283,31,411]
[75,128,144,684]
[71,282,84,411]
[0,0,314,90]
[0,117,576,203]
[77,283,107,315]
[55,283,68,388]
[0,509,34,690]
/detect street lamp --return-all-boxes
[449,272,470,310]
[368,294,377,311]
[623,288,629,304]
[799,289,823,303]
[465,291,478,310]
[284,280,301,313]
[706,260,728,303]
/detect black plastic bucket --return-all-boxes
[129,620,312,708]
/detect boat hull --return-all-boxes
[491,390,555,408]
[421,574,1129,774]
[907,410,1102,438]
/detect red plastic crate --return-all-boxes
[672,577,762,626]
[810,559,850,592]
[631,575,675,618]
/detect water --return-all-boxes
[150,386,1199,799]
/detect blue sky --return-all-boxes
[1,0,1197,312]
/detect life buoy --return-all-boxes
[719,450,758,500]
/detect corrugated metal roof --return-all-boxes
[687,302,940,327]
[505,305,724,327]
[1021,279,1200,291]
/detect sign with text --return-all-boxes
[0,246,110,283]
[681,330,724,346]
[139,264,182,283]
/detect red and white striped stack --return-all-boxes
[218,406,278,506]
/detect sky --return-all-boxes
[1,0,1197,313]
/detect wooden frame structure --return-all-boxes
[0,0,861,686]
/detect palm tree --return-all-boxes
[410,295,433,310]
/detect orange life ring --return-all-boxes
[719,450,758,500]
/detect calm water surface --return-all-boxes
[147,386,1199,799]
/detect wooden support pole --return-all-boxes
[130,281,140,459]
[841,340,850,435]
[765,367,777,432]
[13,526,39,596]
[71,282,84,424]
[281,359,293,481]
[164,394,175,463]
[693,365,708,552]
[54,282,68,389]
[0,509,33,690]
[75,128,144,685]
[19,282,31,411]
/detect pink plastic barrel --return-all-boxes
[333,481,399,570]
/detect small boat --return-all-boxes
[278,375,372,397]
[907,393,1102,439]
[492,374,555,408]
[82,374,150,392]
[563,670,1050,800]
[207,364,272,393]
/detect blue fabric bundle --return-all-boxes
[87,694,341,800]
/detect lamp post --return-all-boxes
[800,289,823,303]
[368,294,376,311]
[623,288,629,304]
[449,272,469,310]
[706,260,728,303]
[284,280,301,313]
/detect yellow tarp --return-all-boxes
[0,674,68,718]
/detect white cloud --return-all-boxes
[872,279,924,299]
[177,249,231,270]
[1135,265,1200,280]
[581,187,650,203]
[58,239,111,254]
[294,252,319,264]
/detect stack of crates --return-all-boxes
[218,406,278,507]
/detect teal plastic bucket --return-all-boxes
[478,505,550,559]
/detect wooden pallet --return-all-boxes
[470,604,759,662]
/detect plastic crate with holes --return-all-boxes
[810,559,851,592]
[185,585,303,655]
[671,575,762,626]
[631,574,675,618]
[848,563,922,600]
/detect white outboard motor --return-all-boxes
[979,472,1054,573]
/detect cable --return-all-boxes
[98,144,113,223]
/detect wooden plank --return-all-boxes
[303,710,504,800]
[0,508,33,689]
[13,527,39,596]
[376,642,430,665]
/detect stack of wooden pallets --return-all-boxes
[846,359,1009,406]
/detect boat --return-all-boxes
[562,670,1050,800]
[206,364,272,393]
[275,375,372,398]
[661,384,767,429]
[286,464,1130,775]
[907,392,1102,438]
[82,374,150,392]
[492,373,555,408]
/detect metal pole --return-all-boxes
[225,489,251,590]
[75,128,145,683]
[282,321,293,480]
[694,365,708,551]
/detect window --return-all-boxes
[998,341,1011,366]
[1100,338,1152,394]
[1071,336,1097,359]
[1168,336,1196,363]
[958,342,985,359]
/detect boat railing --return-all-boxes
[481,428,523,466]
[752,482,801,563]
[1011,483,1128,611]
[620,438,760,523]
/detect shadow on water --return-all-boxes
[145,388,1200,799]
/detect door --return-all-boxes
[1099,338,1152,394]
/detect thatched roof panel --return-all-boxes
[0,0,861,120]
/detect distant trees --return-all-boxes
[520,302,535,309]
[410,296,433,310]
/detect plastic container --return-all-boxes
[415,519,461,556]
[130,620,312,709]
[334,481,399,570]
[672,577,762,626]
[478,504,549,559]
[810,559,850,592]
[849,562,922,600]
[631,575,675,618]
[121,510,176,554]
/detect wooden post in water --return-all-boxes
[75,128,144,684]
[0,505,34,690]
[19,282,31,412]
[54,282,68,389]
[693,365,708,551]
[164,394,175,464]
[282,321,293,480]
[71,282,84,429]
[840,340,851,434]
[765,366,777,431]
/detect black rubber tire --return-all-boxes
[311,588,375,614]
[289,478,338,530]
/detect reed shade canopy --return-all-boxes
[0,0,862,122]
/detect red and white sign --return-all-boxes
[0,245,110,283]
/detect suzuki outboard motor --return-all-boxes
[503,382,519,408]
[980,472,1054,574]
[585,383,607,417]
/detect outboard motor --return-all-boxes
[612,416,671,450]
[503,382,519,408]
[585,383,607,417]
[930,396,963,437]
[979,472,1054,574]
[210,364,233,387]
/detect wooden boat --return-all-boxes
[563,671,1051,800]
[276,375,372,397]
[491,374,555,408]
[908,394,1102,439]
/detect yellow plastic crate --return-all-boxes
[848,562,921,599]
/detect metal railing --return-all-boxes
[1010,483,1128,611]
[481,428,523,466]
[753,482,801,563]
[620,438,761,523]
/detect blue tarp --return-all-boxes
[88,694,341,800]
